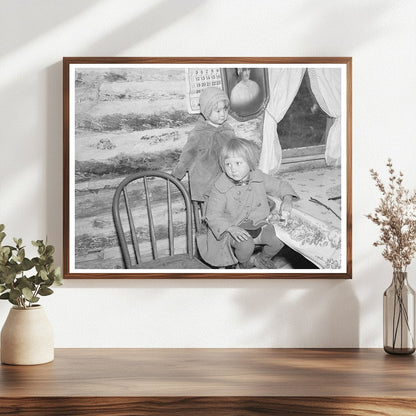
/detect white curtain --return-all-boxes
[308,68,342,166]
[259,68,306,174]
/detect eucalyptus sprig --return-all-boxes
[366,159,416,272]
[0,224,62,309]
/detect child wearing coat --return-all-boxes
[197,137,299,269]
[172,87,235,203]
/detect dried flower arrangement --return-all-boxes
[367,159,416,354]
[366,159,416,272]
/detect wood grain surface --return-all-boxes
[1,348,415,415]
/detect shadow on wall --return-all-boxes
[291,0,394,53]
[233,279,359,348]
[46,62,64,261]
[84,0,203,55]
[1,0,203,57]
[1,0,101,56]
[45,0,204,263]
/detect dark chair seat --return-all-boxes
[130,254,208,269]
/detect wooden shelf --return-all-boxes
[1,348,415,415]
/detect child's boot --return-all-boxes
[253,253,276,269]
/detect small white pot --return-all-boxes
[1,305,54,365]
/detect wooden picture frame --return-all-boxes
[63,57,352,279]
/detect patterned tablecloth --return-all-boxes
[268,166,342,269]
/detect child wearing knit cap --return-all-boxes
[172,87,235,203]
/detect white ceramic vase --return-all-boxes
[1,305,54,365]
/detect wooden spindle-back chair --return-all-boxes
[112,171,209,269]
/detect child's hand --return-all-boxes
[279,195,293,216]
[227,226,251,242]
[278,195,293,226]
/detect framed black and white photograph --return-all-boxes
[63,57,352,279]
[222,67,269,121]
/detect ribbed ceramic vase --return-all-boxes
[1,305,54,365]
[383,271,416,355]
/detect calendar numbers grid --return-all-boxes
[185,68,224,114]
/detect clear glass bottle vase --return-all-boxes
[383,271,416,355]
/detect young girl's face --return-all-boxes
[224,156,250,182]
[208,100,229,126]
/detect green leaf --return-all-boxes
[0,231,6,244]
[0,291,17,306]
[39,269,48,281]
[9,288,21,301]
[1,270,17,285]
[45,245,55,256]
[0,264,7,277]
[13,238,23,249]
[33,274,43,285]
[20,257,34,271]
[27,276,36,284]
[0,224,5,232]
[43,276,55,287]
[0,254,8,266]
[17,248,25,263]
[0,285,6,294]
[8,297,18,306]
[51,267,63,285]
[16,276,35,290]
[38,287,54,296]
[0,246,14,265]
[22,287,34,301]
[11,255,19,263]
[39,256,54,267]
[0,246,10,255]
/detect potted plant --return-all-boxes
[0,224,63,365]
[367,159,416,354]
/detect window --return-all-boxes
[277,71,333,165]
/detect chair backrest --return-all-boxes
[112,171,194,268]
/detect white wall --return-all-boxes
[1,0,416,348]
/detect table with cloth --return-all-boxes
[268,166,342,269]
